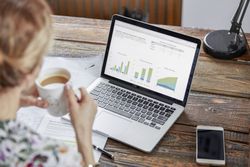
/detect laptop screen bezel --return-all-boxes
[101,15,201,107]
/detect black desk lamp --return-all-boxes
[203,0,249,59]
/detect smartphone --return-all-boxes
[196,125,225,166]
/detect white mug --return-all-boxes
[35,67,71,117]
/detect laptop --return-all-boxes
[73,15,200,152]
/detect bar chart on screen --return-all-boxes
[110,61,130,75]
[134,67,153,83]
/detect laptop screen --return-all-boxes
[104,20,198,102]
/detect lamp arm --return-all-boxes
[239,0,250,24]
[230,0,250,34]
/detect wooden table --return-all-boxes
[50,15,250,167]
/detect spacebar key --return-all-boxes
[105,105,132,118]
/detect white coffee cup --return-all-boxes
[36,67,71,117]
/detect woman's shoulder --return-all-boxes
[0,120,82,167]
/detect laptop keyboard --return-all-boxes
[90,82,176,130]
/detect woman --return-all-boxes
[0,0,98,166]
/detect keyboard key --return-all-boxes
[127,100,132,103]
[117,96,122,100]
[146,111,152,115]
[130,105,136,109]
[159,107,165,111]
[131,116,139,121]
[138,99,143,103]
[154,110,160,114]
[152,113,158,118]
[136,107,142,111]
[101,90,107,94]
[146,116,152,120]
[129,110,136,114]
[114,104,120,108]
[119,106,125,110]
[103,100,109,104]
[132,97,138,101]
[144,122,149,125]
[135,112,141,116]
[165,113,171,117]
[164,105,170,109]
[158,115,168,121]
[111,94,117,98]
[124,108,130,112]
[98,102,106,108]
[90,91,100,96]
[122,94,128,97]
[155,126,161,130]
[154,105,160,109]
[159,111,165,115]
[152,118,165,125]
[138,103,143,107]
[148,103,154,107]
[106,92,112,96]
[148,107,154,111]
[171,107,176,110]
[128,95,133,99]
[120,101,126,105]
[122,97,127,101]
[125,103,131,107]
[98,98,103,102]
[132,101,138,105]
[138,118,145,123]
[105,105,132,118]
[141,114,147,118]
[148,99,153,102]
[150,122,156,127]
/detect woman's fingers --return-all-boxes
[20,96,48,108]
[64,84,78,112]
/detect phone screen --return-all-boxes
[197,129,225,160]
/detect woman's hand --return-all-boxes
[64,85,97,166]
[20,85,48,108]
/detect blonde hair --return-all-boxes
[0,0,52,89]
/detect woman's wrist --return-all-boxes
[74,126,95,166]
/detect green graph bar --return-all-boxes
[141,68,146,80]
[134,72,139,79]
[147,68,153,82]
[125,61,130,74]
[120,62,123,73]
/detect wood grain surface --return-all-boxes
[50,15,250,167]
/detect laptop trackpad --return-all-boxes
[93,111,131,138]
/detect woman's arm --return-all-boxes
[64,85,97,166]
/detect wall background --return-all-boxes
[182,0,250,33]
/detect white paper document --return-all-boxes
[17,106,46,131]
[37,114,108,162]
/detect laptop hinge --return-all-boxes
[109,80,174,105]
